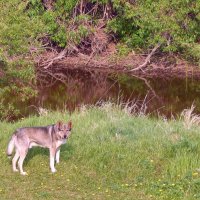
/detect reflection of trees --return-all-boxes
[36,70,200,117]
[38,69,111,111]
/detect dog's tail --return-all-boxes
[7,133,16,157]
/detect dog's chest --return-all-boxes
[56,139,66,148]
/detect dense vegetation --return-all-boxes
[2,0,200,57]
[1,0,200,119]
[1,105,200,199]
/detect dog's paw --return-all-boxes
[21,172,28,176]
[51,168,57,173]
[13,169,19,172]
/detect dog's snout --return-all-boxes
[64,135,67,139]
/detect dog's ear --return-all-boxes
[68,121,72,131]
[55,121,63,131]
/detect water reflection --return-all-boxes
[35,68,200,117]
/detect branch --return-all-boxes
[130,43,161,71]
[40,48,68,69]
[130,74,161,101]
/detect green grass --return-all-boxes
[1,104,200,199]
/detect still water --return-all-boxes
[31,68,200,118]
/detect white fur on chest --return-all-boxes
[56,139,66,148]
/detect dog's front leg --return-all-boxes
[56,148,60,164]
[49,148,56,173]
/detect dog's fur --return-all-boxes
[7,121,72,175]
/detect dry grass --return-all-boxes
[181,104,200,129]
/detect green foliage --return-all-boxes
[0,0,45,120]
[108,0,200,56]
[27,0,45,17]
[116,43,131,56]
[54,0,78,19]
[2,0,200,58]
[0,0,45,55]
[4,0,200,58]
[183,43,200,64]
[0,60,37,120]
[27,0,90,47]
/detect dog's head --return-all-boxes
[54,121,72,140]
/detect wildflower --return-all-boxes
[192,172,198,176]
[125,183,129,187]
[98,187,101,190]
[171,183,175,186]
[150,160,154,163]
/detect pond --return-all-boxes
[29,68,200,118]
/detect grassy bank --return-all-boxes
[1,104,200,199]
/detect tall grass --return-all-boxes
[181,104,200,129]
[0,104,200,199]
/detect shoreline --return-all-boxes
[37,52,200,80]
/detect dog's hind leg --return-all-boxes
[18,149,28,175]
[12,151,20,172]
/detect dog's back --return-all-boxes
[7,126,53,155]
[16,126,54,148]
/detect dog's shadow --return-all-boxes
[23,144,74,166]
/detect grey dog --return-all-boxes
[7,121,72,175]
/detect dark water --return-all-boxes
[28,68,200,118]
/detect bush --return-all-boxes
[0,0,45,120]
[108,0,200,57]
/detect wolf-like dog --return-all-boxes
[7,121,72,175]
